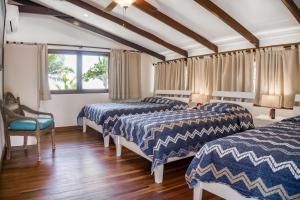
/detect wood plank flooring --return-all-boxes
[0,129,222,200]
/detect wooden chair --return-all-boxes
[0,92,55,161]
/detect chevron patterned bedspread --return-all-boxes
[185,116,300,200]
[77,98,188,136]
[112,102,254,172]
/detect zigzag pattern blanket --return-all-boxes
[112,102,254,172]
[185,116,300,200]
[77,98,188,136]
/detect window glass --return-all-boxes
[82,55,109,90]
[48,50,109,93]
[48,53,77,91]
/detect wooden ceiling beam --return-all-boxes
[194,0,259,48]
[104,1,118,12]
[7,0,23,6]
[18,1,166,60]
[133,0,218,52]
[9,0,41,7]
[18,4,66,16]
[65,0,187,57]
[281,0,300,23]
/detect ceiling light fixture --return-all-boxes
[83,13,89,17]
[114,0,135,27]
[114,0,135,9]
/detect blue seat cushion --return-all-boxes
[9,118,54,131]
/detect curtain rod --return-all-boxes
[154,41,300,65]
[6,41,141,52]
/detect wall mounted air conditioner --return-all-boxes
[6,5,19,33]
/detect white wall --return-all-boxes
[4,13,155,146]
[4,45,39,108]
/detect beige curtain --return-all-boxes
[215,51,254,92]
[37,44,51,104]
[187,51,254,102]
[255,46,300,108]
[187,56,213,102]
[154,60,186,90]
[109,49,141,100]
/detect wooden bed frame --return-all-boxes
[193,93,300,200]
[115,91,255,184]
[155,90,192,103]
[293,94,300,114]
[82,90,192,148]
[210,91,255,112]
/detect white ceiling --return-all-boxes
[31,0,300,60]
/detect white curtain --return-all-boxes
[154,60,186,90]
[255,46,300,108]
[109,49,141,100]
[187,51,254,102]
[214,51,254,92]
[187,56,213,102]
[37,44,51,104]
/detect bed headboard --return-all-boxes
[155,90,192,103]
[293,94,300,114]
[210,91,255,111]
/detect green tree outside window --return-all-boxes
[48,54,76,90]
[82,56,108,88]
[48,54,108,90]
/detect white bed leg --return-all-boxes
[116,136,122,157]
[154,164,164,184]
[104,135,110,148]
[82,117,87,133]
[193,183,203,200]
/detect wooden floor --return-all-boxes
[0,129,222,200]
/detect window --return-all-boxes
[48,50,109,93]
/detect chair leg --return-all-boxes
[23,136,28,150]
[51,128,56,150]
[36,133,41,161]
[5,135,11,160]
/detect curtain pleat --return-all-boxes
[37,44,51,106]
[109,49,141,100]
[187,51,254,102]
[255,46,300,108]
[187,56,213,101]
[154,60,186,90]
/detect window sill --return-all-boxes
[51,89,109,94]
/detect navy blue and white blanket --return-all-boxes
[186,116,300,200]
[77,97,188,136]
[112,102,254,172]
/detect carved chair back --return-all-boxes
[0,92,25,125]
[4,92,24,115]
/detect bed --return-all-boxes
[77,90,191,147]
[112,91,255,183]
[186,94,300,200]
